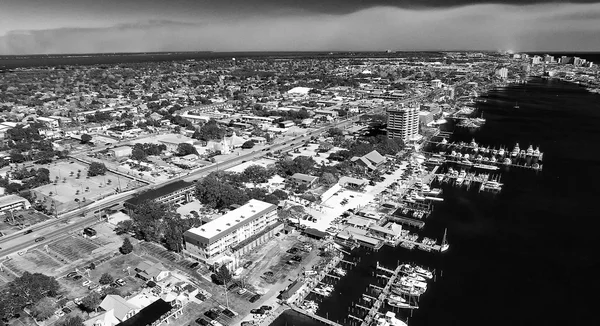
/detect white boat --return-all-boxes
[503,158,511,165]
[392,285,424,297]
[403,273,426,282]
[414,266,433,279]
[473,163,499,171]
[399,277,427,289]
[498,147,505,156]
[511,143,520,157]
[532,147,541,157]
[526,145,534,156]
[388,294,407,303]
[387,299,418,309]
[490,156,497,163]
[333,267,346,277]
[458,159,473,166]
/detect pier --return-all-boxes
[353,263,404,326]
[386,215,425,229]
[290,306,344,326]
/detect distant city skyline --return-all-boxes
[1,0,600,54]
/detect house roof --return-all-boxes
[302,227,327,239]
[135,261,168,278]
[281,280,304,300]
[338,176,368,187]
[364,150,386,165]
[100,295,139,321]
[291,173,318,183]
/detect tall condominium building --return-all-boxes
[183,199,278,263]
[386,105,420,141]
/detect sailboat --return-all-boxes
[513,101,520,109]
[440,228,450,252]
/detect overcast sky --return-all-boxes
[1,0,599,54]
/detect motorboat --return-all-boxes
[403,272,426,282]
[333,267,346,277]
[388,294,407,303]
[498,147,505,156]
[387,299,418,309]
[532,147,541,157]
[511,143,520,157]
[503,158,511,165]
[392,285,425,297]
[526,145,534,156]
[473,163,499,171]
[414,266,433,279]
[492,148,498,156]
[399,277,427,289]
[490,156,497,163]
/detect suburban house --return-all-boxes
[134,261,170,282]
[83,309,120,326]
[350,150,387,170]
[289,173,318,188]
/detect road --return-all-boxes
[0,116,360,259]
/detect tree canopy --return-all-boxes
[176,143,198,156]
[87,162,107,176]
[30,297,56,320]
[0,272,60,320]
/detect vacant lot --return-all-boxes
[31,159,139,213]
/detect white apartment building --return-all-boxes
[183,199,278,264]
[386,105,420,142]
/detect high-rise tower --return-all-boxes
[386,105,420,142]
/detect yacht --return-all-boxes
[399,277,427,289]
[403,273,426,282]
[392,285,425,297]
[526,145,534,156]
[387,299,418,309]
[490,156,497,163]
[469,138,478,148]
[440,138,448,145]
[463,153,470,160]
[376,312,408,326]
[532,147,541,157]
[511,143,520,157]
[414,266,433,279]
[492,148,498,156]
[388,294,407,303]
[473,163,499,171]
[498,147,505,156]
[503,158,512,165]
[333,267,346,277]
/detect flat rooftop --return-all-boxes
[184,199,276,244]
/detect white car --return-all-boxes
[82,280,91,286]
[238,288,247,295]
[54,310,65,317]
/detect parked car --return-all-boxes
[291,255,302,262]
[243,261,252,268]
[54,310,65,317]
[222,309,235,318]
[260,305,273,311]
[24,229,33,234]
[203,309,219,320]
[34,237,45,242]
[227,283,239,291]
[190,262,200,269]
[115,278,126,286]
[249,294,261,303]
[250,308,265,315]
[66,272,78,278]
[82,280,91,286]
[62,307,72,314]
[195,318,210,325]
[88,283,99,290]
[237,288,247,295]
[73,297,83,305]
[73,275,83,281]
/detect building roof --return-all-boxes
[84,309,120,326]
[0,194,30,208]
[291,173,318,183]
[346,215,372,228]
[100,295,140,321]
[338,176,368,187]
[281,280,304,300]
[135,260,168,279]
[369,225,398,236]
[125,180,194,207]
[363,150,386,165]
[184,199,277,244]
[116,299,172,326]
[303,227,327,239]
[352,233,381,246]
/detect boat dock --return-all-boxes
[349,263,404,326]
[394,237,442,252]
[290,305,344,326]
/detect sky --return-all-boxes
[0,0,599,54]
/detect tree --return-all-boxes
[241,140,255,149]
[87,162,107,176]
[242,165,270,185]
[99,273,113,285]
[120,237,133,254]
[272,189,289,200]
[115,220,134,235]
[214,264,232,285]
[124,120,133,128]
[80,134,92,144]
[176,143,198,156]
[30,297,56,320]
[320,172,337,185]
[131,147,147,162]
[80,292,101,312]
[61,316,84,326]
[1,272,60,319]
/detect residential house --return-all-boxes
[350,150,387,170]
[134,261,170,282]
[290,173,318,188]
[98,295,140,322]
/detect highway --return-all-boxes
[0,116,359,259]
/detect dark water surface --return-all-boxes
[271,77,598,326]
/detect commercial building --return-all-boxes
[183,199,278,264]
[0,194,31,213]
[289,173,318,188]
[124,180,195,209]
[386,105,419,141]
[108,146,133,158]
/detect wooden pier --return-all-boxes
[290,306,344,326]
[354,263,404,326]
